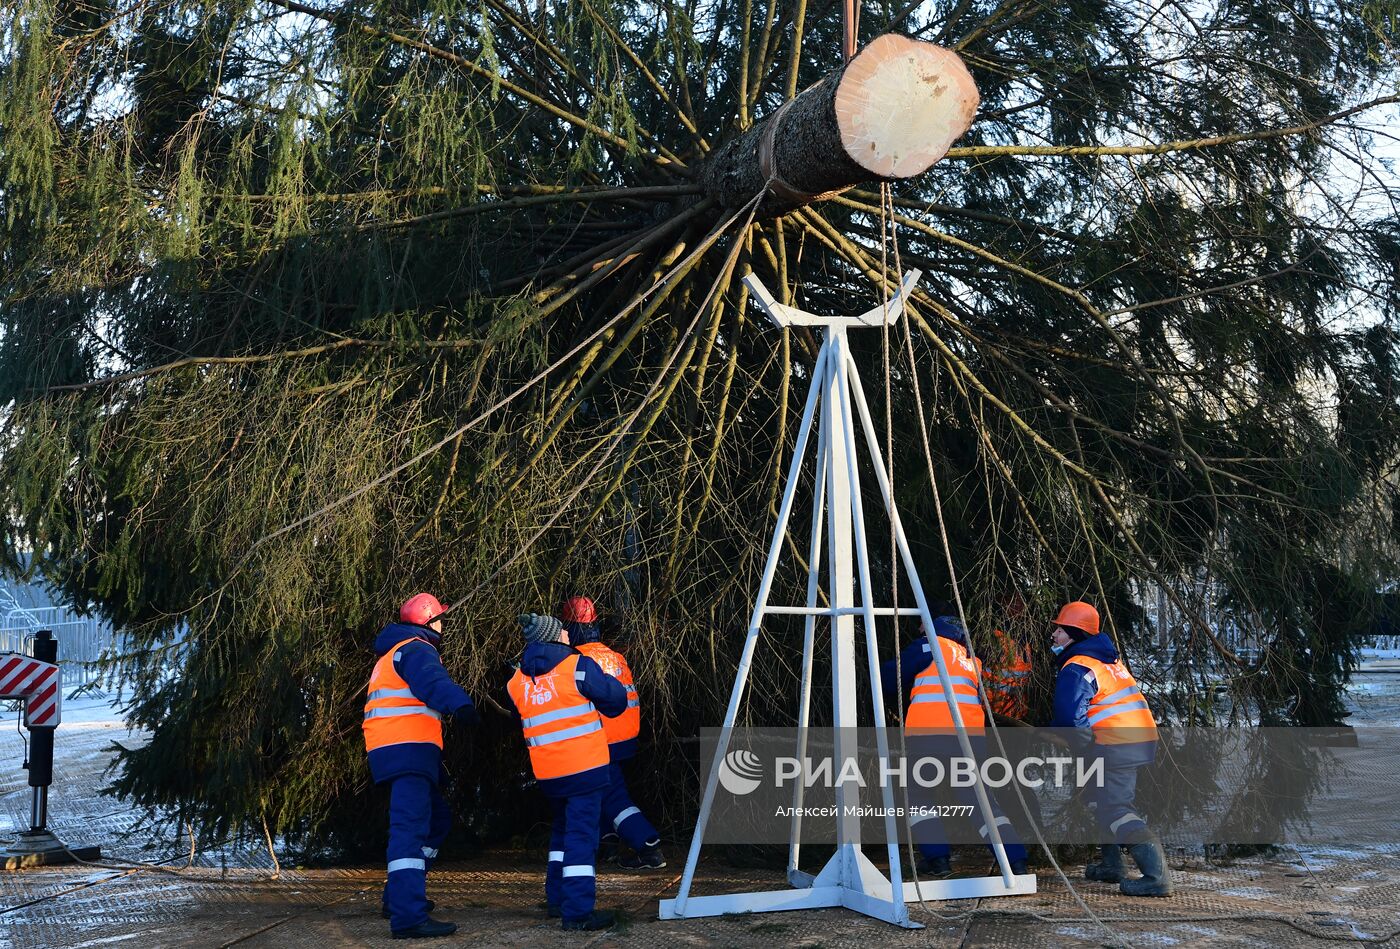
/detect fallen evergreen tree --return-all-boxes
[0,0,1397,853]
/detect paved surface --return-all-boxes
[4,693,1400,947]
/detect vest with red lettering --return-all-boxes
[1062,655,1157,744]
[363,638,443,753]
[985,628,1032,719]
[507,653,611,780]
[906,636,986,733]
[574,642,640,750]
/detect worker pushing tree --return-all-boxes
[560,597,667,871]
[507,612,628,931]
[985,596,1033,721]
[882,607,1030,878]
[363,593,479,940]
[1047,601,1172,897]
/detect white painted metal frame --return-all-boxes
[659,272,1036,927]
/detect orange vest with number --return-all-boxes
[575,642,640,745]
[363,638,443,753]
[507,653,610,780]
[985,628,1032,719]
[1063,654,1157,744]
[906,637,985,733]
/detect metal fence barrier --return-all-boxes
[0,607,117,690]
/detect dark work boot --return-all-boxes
[383,899,434,919]
[1009,859,1029,875]
[561,909,616,931]
[1120,836,1173,897]
[1084,845,1124,883]
[916,854,952,878]
[617,842,666,870]
[391,917,458,939]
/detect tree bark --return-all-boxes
[700,34,979,213]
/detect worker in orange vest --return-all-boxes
[1049,600,1171,897]
[882,610,1029,877]
[985,626,1033,720]
[560,597,666,871]
[363,592,478,940]
[507,612,628,931]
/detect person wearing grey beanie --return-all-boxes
[506,610,629,931]
[518,612,566,645]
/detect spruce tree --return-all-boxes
[0,0,1396,850]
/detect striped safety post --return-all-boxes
[2,630,100,868]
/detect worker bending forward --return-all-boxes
[883,612,1029,877]
[1048,601,1172,897]
[364,593,479,940]
[508,612,628,931]
[561,597,666,870]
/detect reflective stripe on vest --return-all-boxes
[507,653,610,779]
[525,719,605,747]
[1064,655,1157,743]
[575,642,641,746]
[906,637,986,731]
[363,638,443,753]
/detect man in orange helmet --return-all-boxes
[560,598,665,871]
[1048,600,1171,897]
[364,592,479,939]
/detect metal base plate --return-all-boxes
[3,829,101,870]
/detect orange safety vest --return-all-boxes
[507,653,610,780]
[1062,654,1158,744]
[575,642,641,745]
[363,637,444,753]
[985,628,1032,719]
[906,636,986,733]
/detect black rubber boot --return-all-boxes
[561,910,616,931]
[1009,859,1029,875]
[1084,845,1124,883]
[916,855,952,877]
[543,903,561,918]
[617,844,666,870]
[391,917,458,939]
[382,899,434,920]
[1119,836,1173,897]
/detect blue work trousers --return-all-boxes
[545,789,604,923]
[1086,759,1150,844]
[907,735,1028,865]
[599,762,659,850]
[383,775,453,932]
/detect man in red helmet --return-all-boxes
[364,592,479,939]
[561,597,665,871]
[1048,600,1171,897]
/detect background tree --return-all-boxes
[1,0,1397,852]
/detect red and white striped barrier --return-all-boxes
[0,653,62,727]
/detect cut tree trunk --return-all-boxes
[700,34,980,213]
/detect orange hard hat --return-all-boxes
[1051,601,1100,635]
[560,596,597,624]
[400,592,447,626]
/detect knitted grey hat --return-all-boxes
[518,612,564,644]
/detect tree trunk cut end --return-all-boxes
[834,34,981,179]
[698,34,980,213]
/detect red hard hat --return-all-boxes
[1051,601,1100,636]
[400,592,446,626]
[560,596,597,624]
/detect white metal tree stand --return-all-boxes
[659,271,1036,927]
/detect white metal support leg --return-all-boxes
[660,271,1036,926]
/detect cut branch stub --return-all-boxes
[700,34,979,213]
